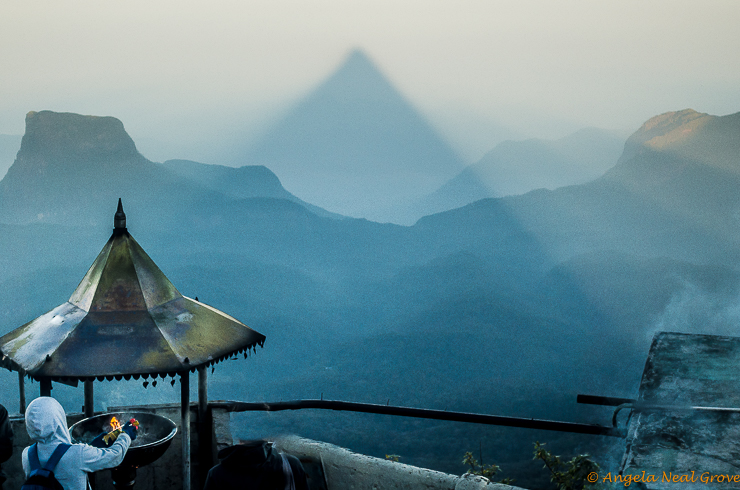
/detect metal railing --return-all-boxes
[210,398,626,437]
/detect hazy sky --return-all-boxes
[2,0,739,162]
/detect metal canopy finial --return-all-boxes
[114,198,126,230]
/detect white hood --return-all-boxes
[25,396,72,445]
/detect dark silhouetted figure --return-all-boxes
[204,440,308,490]
[0,404,12,489]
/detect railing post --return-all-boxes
[181,370,191,490]
[198,366,211,488]
[18,370,26,414]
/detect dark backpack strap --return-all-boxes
[44,444,71,472]
[28,443,41,472]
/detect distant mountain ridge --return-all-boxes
[419,127,626,216]
[417,108,740,266]
[614,108,740,171]
[617,108,710,163]
[241,49,464,224]
[599,109,740,242]
[0,111,334,226]
[0,111,217,226]
[162,159,342,219]
[2,108,737,264]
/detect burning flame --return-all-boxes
[110,416,122,431]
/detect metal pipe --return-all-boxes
[577,394,636,407]
[210,399,625,437]
[181,371,191,490]
[19,370,25,414]
[84,380,94,418]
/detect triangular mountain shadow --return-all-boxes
[242,49,463,223]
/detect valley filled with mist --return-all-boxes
[2,40,740,487]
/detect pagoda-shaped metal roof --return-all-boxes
[0,200,265,382]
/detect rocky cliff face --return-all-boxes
[21,111,139,159]
[0,111,205,226]
[6,111,147,180]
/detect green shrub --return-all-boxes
[533,441,601,490]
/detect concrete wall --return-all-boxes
[274,435,526,490]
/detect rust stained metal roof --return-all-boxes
[0,200,265,382]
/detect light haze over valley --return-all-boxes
[1,1,740,487]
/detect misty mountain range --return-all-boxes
[419,127,626,215]
[1,106,739,487]
[0,50,629,225]
[161,159,342,219]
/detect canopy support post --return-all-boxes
[181,370,191,490]
[84,380,94,417]
[19,370,25,414]
[40,379,52,397]
[85,379,96,489]
[197,366,211,488]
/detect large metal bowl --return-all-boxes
[69,411,177,469]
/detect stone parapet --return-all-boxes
[274,435,526,490]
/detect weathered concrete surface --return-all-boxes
[622,332,740,489]
[275,435,525,490]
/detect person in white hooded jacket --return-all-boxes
[22,397,132,490]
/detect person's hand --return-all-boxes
[122,421,138,441]
[90,432,109,448]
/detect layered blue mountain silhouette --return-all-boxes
[0,111,330,227]
[241,50,464,223]
[1,106,740,488]
[420,128,626,216]
[162,159,342,219]
[2,108,738,265]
